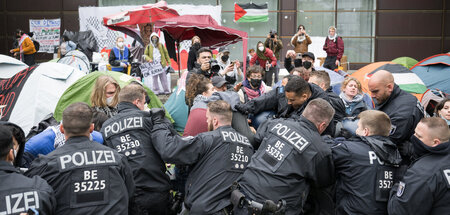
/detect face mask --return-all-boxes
[258,46,264,52]
[410,135,429,159]
[303,61,312,69]
[152,39,158,44]
[250,78,262,88]
[221,55,229,62]
[106,97,113,106]
[117,42,124,48]
[193,42,201,49]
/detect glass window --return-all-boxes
[221,0,278,11]
[298,12,335,36]
[337,0,375,11]
[298,0,336,11]
[342,38,373,62]
[223,38,265,62]
[337,12,375,37]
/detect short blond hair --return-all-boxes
[358,110,391,136]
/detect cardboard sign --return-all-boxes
[140,61,164,77]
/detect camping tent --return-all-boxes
[0,54,29,79]
[392,56,418,69]
[410,53,450,94]
[53,71,173,122]
[58,50,91,74]
[0,62,86,135]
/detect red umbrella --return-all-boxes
[154,15,249,75]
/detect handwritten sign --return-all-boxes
[140,61,164,77]
[29,19,61,53]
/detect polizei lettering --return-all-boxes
[59,150,117,170]
[270,123,310,152]
[0,191,39,215]
[103,117,143,137]
[221,131,251,146]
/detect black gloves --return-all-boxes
[234,103,250,115]
[150,108,166,124]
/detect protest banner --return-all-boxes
[29,19,61,53]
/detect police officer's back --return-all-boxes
[388,117,450,215]
[0,126,56,215]
[332,110,401,214]
[25,102,134,215]
[151,100,254,214]
[236,98,335,215]
[101,84,171,214]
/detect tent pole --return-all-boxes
[177,40,181,78]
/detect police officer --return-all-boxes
[101,83,171,214]
[234,98,335,215]
[388,117,450,214]
[0,125,56,215]
[25,102,135,215]
[332,110,401,214]
[151,100,254,214]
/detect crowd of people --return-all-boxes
[1,23,450,215]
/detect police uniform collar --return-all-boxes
[216,125,233,130]
[299,116,319,133]
[65,136,91,144]
[118,101,140,112]
[376,84,400,109]
[0,161,20,173]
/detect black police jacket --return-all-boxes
[375,84,424,144]
[239,116,335,215]
[0,161,56,215]
[332,135,402,215]
[25,136,134,215]
[101,102,171,194]
[388,140,450,215]
[152,123,254,214]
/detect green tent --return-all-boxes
[54,71,173,122]
[392,57,418,69]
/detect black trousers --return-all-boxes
[264,66,276,86]
[323,55,337,70]
[130,191,170,215]
[23,54,35,66]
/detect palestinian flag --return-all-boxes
[234,3,268,23]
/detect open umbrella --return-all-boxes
[154,15,249,76]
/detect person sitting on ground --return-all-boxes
[211,76,228,92]
[184,74,216,137]
[339,77,370,117]
[188,36,202,71]
[109,36,131,73]
[60,35,77,56]
[216,47,243,86]
[301,52,315,71]
[250,41,277,86]
[434,98,450,127]
[237,65,271,103]
[90,75,120,118]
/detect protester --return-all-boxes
[10,29,36,66]
[264,29,283,84]
[388,117,450,214]
[246,48,256,67]
[211,76,228,92]
[237,65,271,103]
[187,36,202,71]
[143,32,171,95]
[435,98,450,127]
[291,24,312,55]
[60,35,76,56]
[284,50,302,73]
[151,100,254,214]
[184,74,215,136]
[291,67,311,82]
[101,84,169,214]
[109,36,131,73]
[339,77,369,117]
[188,47,219,81]
[250,41,277,86]
[302,52,315,71]
[90,75,120,118]
[323,26,344,70]
[0,125,56,214]
[26,102,134,215]
[233,98,335,214]
[216,47,243,86]
[332,110,401,214]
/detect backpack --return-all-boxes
[32,39,40,52]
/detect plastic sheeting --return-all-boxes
[63,30,99,61]
[57,50,91,74]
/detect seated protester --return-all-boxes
[25,102,135,215]
[388,117,450,214]
[151,100,254,214]
[332,110,401,214]
[216,47,243,86]
[272,66,308,89]
[184,74,216,137]
[284,50,303,73]
[211,76,228,92]
[0,125,56,214]
[90,75,121,118]
[309,70,346,135]
[339,77,371,117]
[250,41,277,86]
[109,36,131,73]
[434,98,450,127]
[301,51,315,71]
[60,35,76,56]
[0,121,26,168]
[237,65,271,103]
